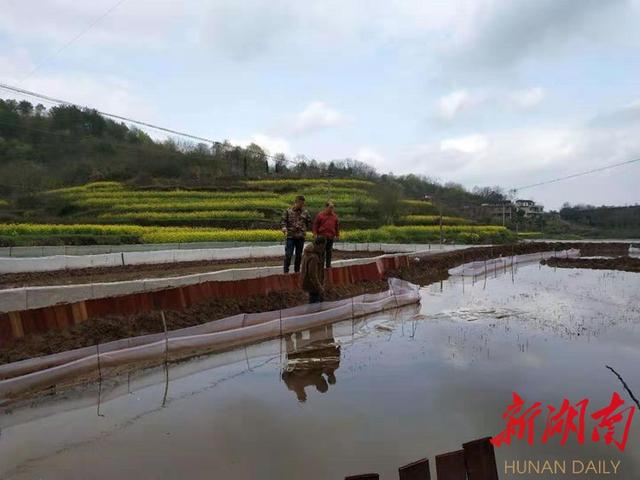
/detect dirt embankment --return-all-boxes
[0,242,629,365]
[542,256,640,273]
[0,250,383,289]
[575,243,631,257]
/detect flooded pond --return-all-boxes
[1,263,640,479]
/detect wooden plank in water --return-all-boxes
[462,437,499,480]
[435,450,466,480]
[399,457,431,480]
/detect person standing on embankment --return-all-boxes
[300,236,326,303]
[312,200,340,268]
[281,195,312,273]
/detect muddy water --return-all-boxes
[1,264,640,479]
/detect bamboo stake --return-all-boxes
[160,311,170,407]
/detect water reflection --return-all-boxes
[2,265,640,480]
[281,325,341,402]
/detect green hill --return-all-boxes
[0,98,516,245]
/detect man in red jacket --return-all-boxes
[312,200,340,268]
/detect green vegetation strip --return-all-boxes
[398,215,471,225]
[0,223,515,245]
[98,210,265,221]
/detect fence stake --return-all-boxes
[435,450,466,480]
[96,340,105,417]
[399,458,430,480]
[160,310,170,407]
[462,437,499,480]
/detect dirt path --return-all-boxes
[0,242,630,365]
[0,250,384,289]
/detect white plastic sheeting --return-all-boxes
[1,305,417,431]
[448,249,580,277]
[0,242,469,274]
[0,241,468,258]
[0,245,284,274]
[0,242,280,258]
[0,247,445,313]
[0,278,419,399]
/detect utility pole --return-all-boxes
[508,188,517,231]
[439,206,443,247]
[424,193,443,247]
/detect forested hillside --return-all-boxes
[0,98,522,245]
[0,98,506,211]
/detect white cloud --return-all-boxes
[34,76,152,119]
[389,118,640,209]
[440,134,488,155]
[443,0,632,70]
[437,90,476,120]
[229,133,291,156]
[289,101,348,135]
[401,128,578,180]
[0,0,185,49]
[1,0,638,212]
[355,147,385,169]
[0,55,155,128]
[436,87,546,121]
[507,87,546,109]
[590,99,640,128]
[0,49,34,83]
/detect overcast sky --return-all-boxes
[1,0,639,209]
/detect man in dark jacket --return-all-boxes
[281,195,312,273]
[312,200,340,268]
[300,235,326,303]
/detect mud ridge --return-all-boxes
[0,242,628,365]
[0,250,383,289]
[542,256,640,273]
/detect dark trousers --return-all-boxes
[324,238,334,268]
[284,237,304,273]
[309,291,324,304]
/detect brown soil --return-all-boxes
[576,243,631,257]
[0,241,629,366]
[0,250,384,289]
[542,256,640,273]
[0,281,387,365]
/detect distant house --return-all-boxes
[463,200,513,224]
[463,199,543,225]
[514,199,544,217]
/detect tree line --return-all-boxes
[0,98,505,214]
[560,203,640,230]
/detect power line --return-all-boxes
[513,157,640,192]
[20,0,129,83]
[0,82,302,166]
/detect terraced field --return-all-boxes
[0,180,516,245]
[47,180,388,225]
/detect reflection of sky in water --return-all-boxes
[1,265,639,479]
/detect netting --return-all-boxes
[0,242,280,258]
[0,241,468,259]
[0,253,436,315]
[0,242,468,273]
[0,278,419,400]
[0,304,421,430]
[447,249,580,277]
[0,245,285,273]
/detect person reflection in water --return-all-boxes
[281,325,340,402]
